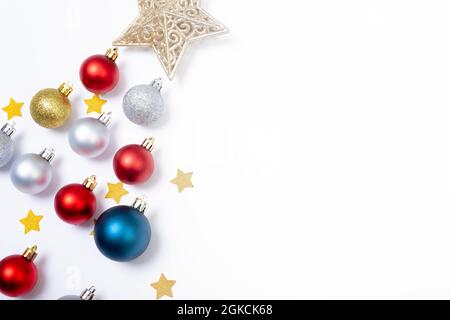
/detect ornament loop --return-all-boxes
[132,196,149,214]
[83,175,98,191]
[1,122,16,137]
[40,148,55,163]
[142,138,155,152]
[80,286,96,300]
[98,112,112,127]
[150,78,164,92]
[22,246,38,262]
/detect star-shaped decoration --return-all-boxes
[2,98,24,120]
[85,94,107,114]
[151,274,176,300]
[105,182,129,204]
[113,0,228,79]
[171,169,194,193]
[20,210,43,235]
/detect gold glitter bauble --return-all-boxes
[30,83,73,129]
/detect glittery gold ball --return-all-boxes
[30,86,72,129]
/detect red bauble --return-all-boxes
[113,140,155,185]
[0,249,38,297]
[80,49,119,94]
[55,177,97,225]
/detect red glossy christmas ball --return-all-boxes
[0,251,38,297]
[80,49,119,94]
[55,181,97,225]
[113,140,155,185]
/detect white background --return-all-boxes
[1,0,450,300]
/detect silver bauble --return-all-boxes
[58,295,83,300]
[123,79,164,126]
[59,287,96,300]
[10,148,55,195]
[0,122,16,168]
[69,113,112,158]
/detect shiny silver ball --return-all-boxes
[10,149,54,195]
[123,80,164,126]
[0,132,14,168]
[69,114,111,158]
[58,295,83,300]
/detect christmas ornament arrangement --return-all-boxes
[0,0,226,299]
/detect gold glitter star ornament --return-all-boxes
[113,0,228,79]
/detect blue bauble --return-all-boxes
[94,205,151,262]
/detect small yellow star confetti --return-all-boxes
[20,210,43,235]
[171,169,194,193]
[105,182,129,204]
[151,274,176,300]
[85,94,107,114]
[2,98,24,120]
[90,219,98,236]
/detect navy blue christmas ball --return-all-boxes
[94,199,151,262]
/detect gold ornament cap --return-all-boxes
[132,196,149,214]
[142,138,155,152]
[22,246,38,261]
[58,83,74,97]
[83,175,98,191]
[106,48,119,62]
